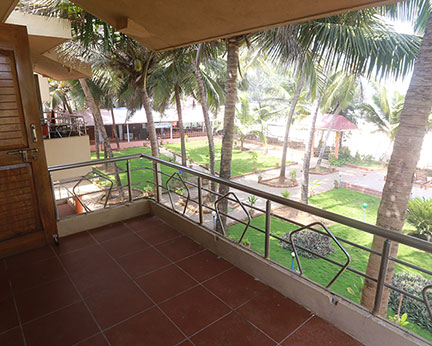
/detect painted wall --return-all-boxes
[44,135,91,181]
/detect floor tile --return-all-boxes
[23,302,98,346]
[237,289,312,343]
[86,281,153,329]
[105,307,185,346]
[0,275,11,302]
[177,250,232,282]
[59,245,114,274]
[14,277,80,323]
[191,311,276,346]
[9,257,66,292]
[156,236,202,262]
[101,233,150,258]
[0,327,25,346]
[89,222,133,243]
[75,334,109,346]
[70,262,130,298]
[136,264,197,303]
[160,286,231,336]
[6,246,55,272]
[135,223,181,245]
[0,298,18,333]
[54,232,97,255]
[117,247,171,278]
[204,267,267,308]
[281,316,363,345]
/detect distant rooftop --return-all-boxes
[316,114,358,131]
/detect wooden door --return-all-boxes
[0,23,57,258]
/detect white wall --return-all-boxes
[44,135,91,181]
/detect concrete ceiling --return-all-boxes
[71,0,402,51]
[5,12,91,80]
[0,0,17,23]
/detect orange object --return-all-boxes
[74,197,84,214]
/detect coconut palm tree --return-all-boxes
[216,37,243,232]
[315,72,360,167]
[152,49,196,169]
[361,0,432,317]
[359,82,404,161]
[256,9,421,180]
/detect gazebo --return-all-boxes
[313,114,358,158]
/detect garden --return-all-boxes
[91,147,178,194]
[228,188,432,341]
[166,140,293,177]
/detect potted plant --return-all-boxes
[289,169,297,183]
[241,238,251,249]
[247,195,257,217]
[334,179,339,188]
[258,174,263,183]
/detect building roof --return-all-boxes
[316,114,358,131]
[76,101,211,126]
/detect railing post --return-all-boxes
[126,160,132,202]
[197,177,204,225]
[372,239,392,315]
[49,174,59,221]
[265,200,271,259]
[153,161,161,203]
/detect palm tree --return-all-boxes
[218,36,242,232]
[152,49,195,169]
[279,74,305,182]
[256,11,420,181]
[300,98,321,204]
[361,1,432,317]
[192,43,225,196]
[359,82,404,161]
[315,73,360,167]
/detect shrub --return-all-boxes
[406,198,432,242]
[389,273,432,332]
[289,169,297,182]
[280,230,335,259]
[281,189,290,199]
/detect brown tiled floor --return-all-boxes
[0,215,363,346]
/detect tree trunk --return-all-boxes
[316,105,341,167]
[141,86,162,198]
[94,121,100,160]
[110,108,120,149]
[174,83,187,168]
[80,79,123,194]
[361,14,432,317]
[301,99,320,204]
[193,43,216,196]
[217,37,240,233]
[141,87,159,157]
[279,74,305,182]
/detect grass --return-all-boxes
[91,147,179,192]
[345,157,383,169]
[227,188,432,341]
[167,140,292,177]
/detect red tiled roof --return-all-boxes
[316,114,358,131]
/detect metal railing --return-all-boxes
[48,152,432,328]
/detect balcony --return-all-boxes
[3,153,431,345]
[1,215,363,346]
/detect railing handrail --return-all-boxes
[47,153,432,253]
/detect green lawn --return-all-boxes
[91,147,179,192]
[227,188,432,341]
[167,140,292,177]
